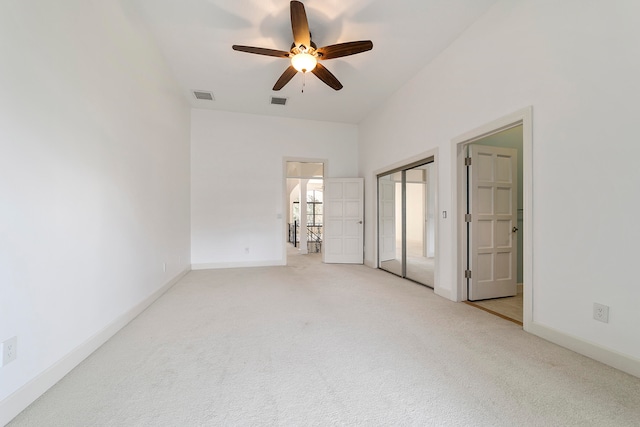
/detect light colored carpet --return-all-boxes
[8,250,640,426]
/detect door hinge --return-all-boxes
[465,157,472,166]
[465,213,472,222]
[464,270,472,279]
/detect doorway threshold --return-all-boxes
[464,300,523,326]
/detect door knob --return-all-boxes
[512,227,519,232]
[358,221,363,224]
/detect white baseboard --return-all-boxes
[434,286,453,301]
[192,260,285,270]
[363,259,376,268]
[0,267,190,427]
[527,321,640,379]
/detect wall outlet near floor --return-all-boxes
[593,303,609,323]
[2,336,17,366]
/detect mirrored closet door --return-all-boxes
[377,159,436,287]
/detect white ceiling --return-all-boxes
[131,0,498,124]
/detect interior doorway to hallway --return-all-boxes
[285,160,324,263]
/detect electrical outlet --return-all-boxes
[2,336,17,366]
[593,303,609,323]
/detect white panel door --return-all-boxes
[468,145,518,300]
[378,178,396,262]
[323,178,364,264]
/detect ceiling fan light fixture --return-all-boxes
[291,52,317,73]
[232,1,372,90]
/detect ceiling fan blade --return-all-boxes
[317,41,373,60]
[311,63,343,91]
[232,45,290,58]
[273,66,298,91]
[290,1,311,49]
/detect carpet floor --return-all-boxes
[8,251,640,426]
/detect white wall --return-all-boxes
[0,0,191,418]
[191,109,358,268]
[359,0,640,366]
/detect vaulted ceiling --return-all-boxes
[132,0,499,124]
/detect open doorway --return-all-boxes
[464,127,523,324]
[285,160,324,264]
[288,180,324,253]
[453,108,532,328]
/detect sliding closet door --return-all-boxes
[378,172,403,277]
[377,160,435,287]
[405,163,435,286]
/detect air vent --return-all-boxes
[193,90,214,101]
[270,96,288,106]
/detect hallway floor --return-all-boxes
[466,284,524,325]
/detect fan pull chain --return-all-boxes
[302,72,306,93]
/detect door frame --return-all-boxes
[451,107,533,330]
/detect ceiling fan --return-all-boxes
[232,1,373,91]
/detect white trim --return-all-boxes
[528,322,640,378]
[191,260,285,270]
[434,286,452,301]
[372,148,439,178]
[431,153,441,295]
[521,109,534,331]
[371,148,439,292]
[0,268,190,426]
